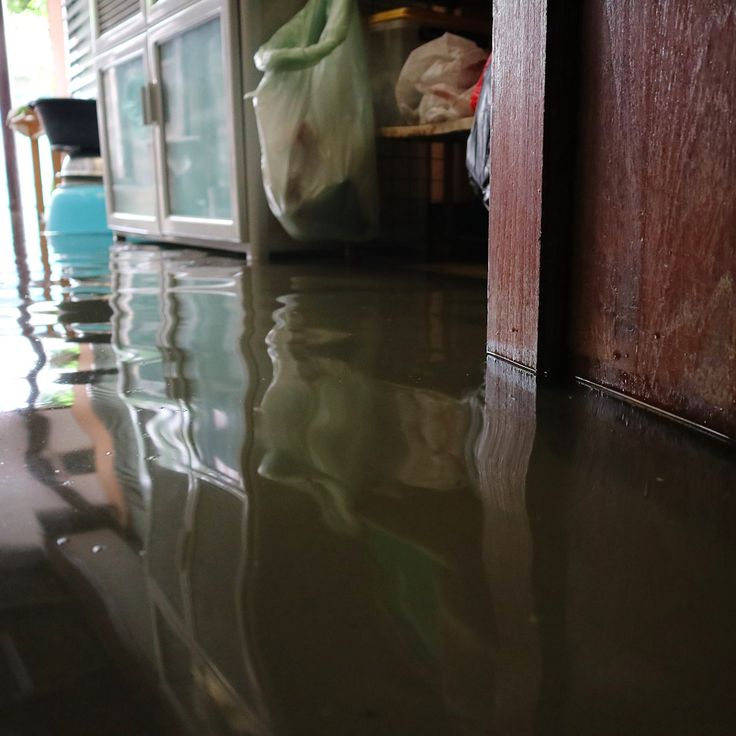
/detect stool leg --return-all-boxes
[51,148,64,186]
[30,135,44,229]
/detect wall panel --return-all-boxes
[571,0,736,437]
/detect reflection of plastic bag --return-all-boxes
[249,0,378,242]
[466,57,492,209]
[395,33,487,125]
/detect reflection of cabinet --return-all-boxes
[94,0,302,257]
[110,247,271,729]
[150,477,270,730]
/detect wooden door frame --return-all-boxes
[486,0,581,378]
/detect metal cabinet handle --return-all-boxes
[141,85,152,125]
[140,83,160,125]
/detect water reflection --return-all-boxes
[105,248,270,733]
[0,232,113,411]
[1,241,735,735]
[259,289,478,534]
[95,246,494,734]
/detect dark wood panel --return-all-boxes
[571,0,736,437]
[486,0,546,369]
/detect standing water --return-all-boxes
[0,237,734,735]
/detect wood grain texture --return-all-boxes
[486,0,547,369]
[571,0,736,437]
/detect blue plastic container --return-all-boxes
[45,182,110,236]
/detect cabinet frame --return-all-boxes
[144,0,196,30]
[91,0,147,55]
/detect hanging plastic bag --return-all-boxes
[466,56,492,209]
[395,33,487,125]
[248,0,378,242]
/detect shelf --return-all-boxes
[367,8,489,36]
[377,117,475,141]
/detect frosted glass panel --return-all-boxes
[103,56,156,216]
[160,18,232,220]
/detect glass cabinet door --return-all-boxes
[96,35,160,232]
[148,0,244,243]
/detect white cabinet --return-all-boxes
[94,0,302,256]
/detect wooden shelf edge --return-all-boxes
[377,117,475,140]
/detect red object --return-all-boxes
[470,54,492,112]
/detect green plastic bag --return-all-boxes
[249,0,379,242]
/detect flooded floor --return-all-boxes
[1,236,735,735]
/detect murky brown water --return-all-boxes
[1,237,735,735]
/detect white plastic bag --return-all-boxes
[395,33,487,125]
[248,0,378,242]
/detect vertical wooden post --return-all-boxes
[51,148,64,184]
[486,0,581,376]
[0,0,25,246]
[30,135,45,226]
[486,0,546,371]
[47,0,69,96]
